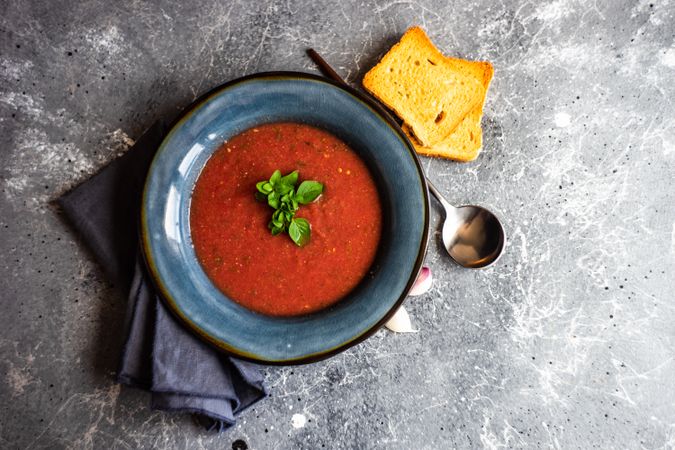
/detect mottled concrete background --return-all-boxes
[1,1,674,449]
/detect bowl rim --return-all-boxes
[140,71,430,365]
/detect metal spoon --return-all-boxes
[306,49,507,268]
[427,180,505,268]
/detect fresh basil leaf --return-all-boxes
[280,170,298,187]
[274,171,298,196]
[296,181,323,204]
[285,189,298,210]
[256,181,273,194]
[255,169,321,245]
[288,220,301,245]
[281,193,298,211]
[270,223,284,236]
[282,199,298,214]
[267,191,279,209]
[275,182,294,196]
[272,210,285,227]
[289,218,311,246]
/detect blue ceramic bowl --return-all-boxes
[141,72,429,364]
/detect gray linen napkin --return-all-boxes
[58,120,267,431]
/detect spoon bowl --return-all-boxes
[428,180,506,268]
[442,204,505,268]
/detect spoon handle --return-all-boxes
[307,49,344,83]
[426,179,454,213]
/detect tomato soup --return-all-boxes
[190,122,382,316]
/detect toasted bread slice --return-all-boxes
[406,59,494,161]
[363,27,485,147]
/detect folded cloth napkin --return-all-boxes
[58,119,267,431]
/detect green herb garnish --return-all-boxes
[255,170,323,246]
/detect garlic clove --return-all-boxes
[385,306,418,333]
[408,266,432,296]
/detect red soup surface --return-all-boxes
[190,122,382,316]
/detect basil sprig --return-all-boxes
[255,170,323,246]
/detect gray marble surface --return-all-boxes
[1,0,674,448]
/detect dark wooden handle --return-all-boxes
[306,49,349,86]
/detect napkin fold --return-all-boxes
[58,119,266,431]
